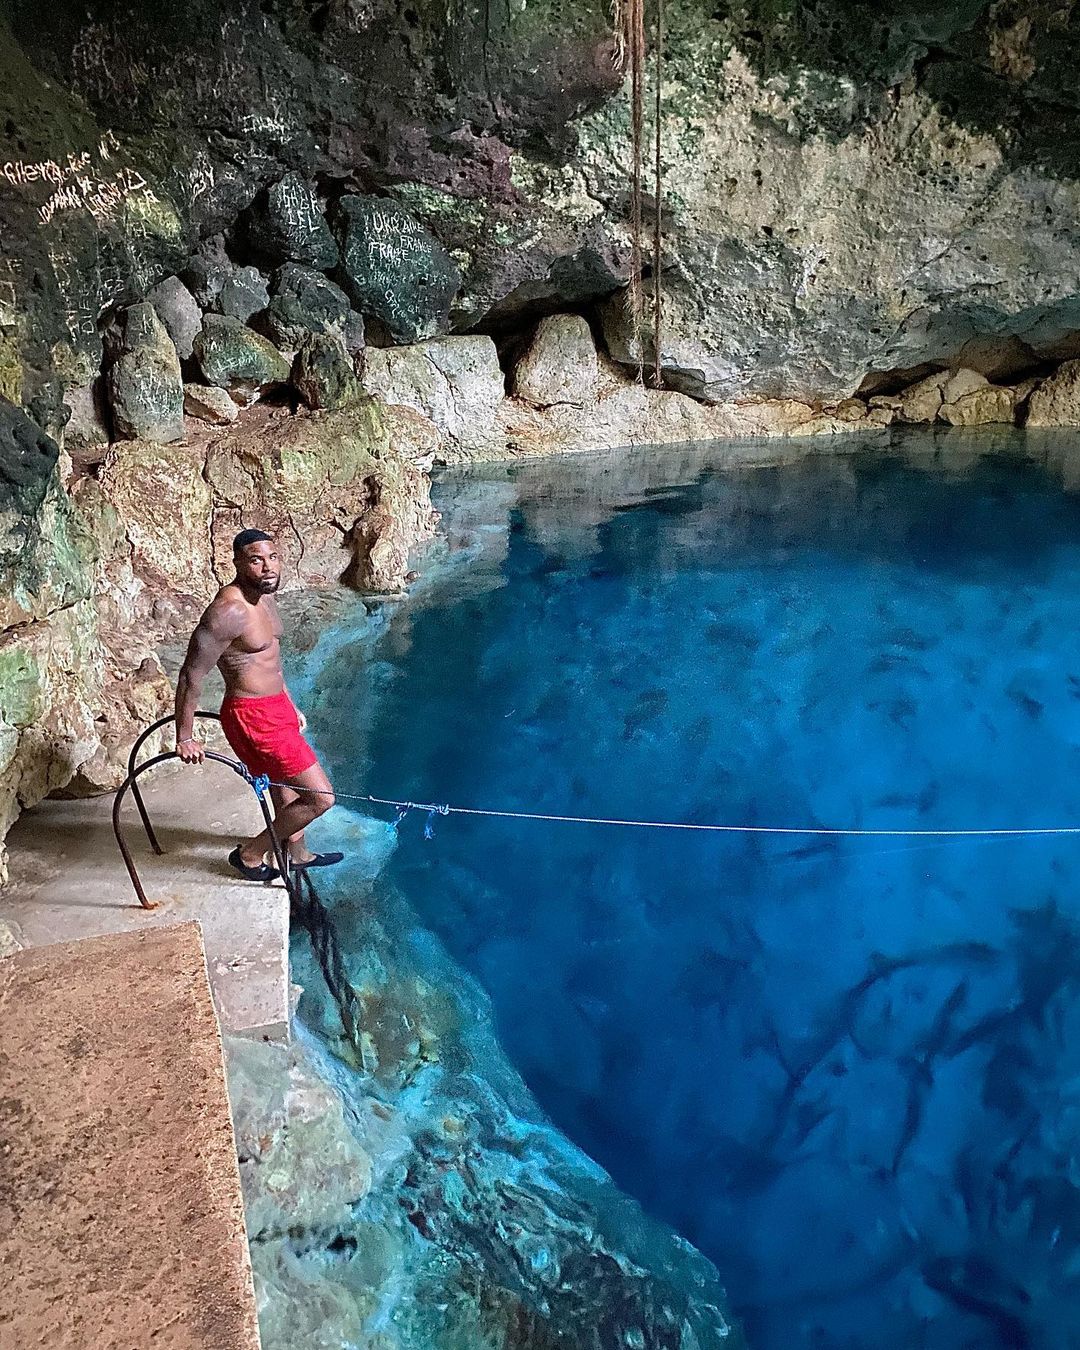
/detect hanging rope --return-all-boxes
[627,0,647,384]
[650,0,664,389]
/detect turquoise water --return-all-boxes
[310,434,1080,1349]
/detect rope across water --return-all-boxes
[266,779,1080,840]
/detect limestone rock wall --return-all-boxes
[0,396,437,877]
[4,0,1080,424]
[5,0,1080,863]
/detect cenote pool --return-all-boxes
[304,432,1080,1349]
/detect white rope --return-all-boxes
[268,781,1080,840]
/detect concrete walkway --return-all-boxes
[0,923,262,1349]
[1,743,290,1040]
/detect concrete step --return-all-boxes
[0,923,262,1349]
[2,755,290,1041]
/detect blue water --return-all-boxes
[312,437,1080,1349]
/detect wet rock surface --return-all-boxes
[222,798,745,1350]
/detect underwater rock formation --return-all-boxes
[221,793,745,1350]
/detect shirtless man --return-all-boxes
[174,528,342,881]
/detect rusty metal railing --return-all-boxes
[112,712,292,910]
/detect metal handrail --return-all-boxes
[126,711,223,855]
[113,714,292,909]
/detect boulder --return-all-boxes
[832,398,868,422]
[512,314,598,408]
[897,371,948,423]
[291,335,362,411]
[343,311,366,357]
[1025,360,1080,427]
[61,379,110,452]
[939,385,1017,427]
[146,276,202,362]
[216,266,270,323]
[106,304,185,444]
[599,284,747,403]
[257,264,351,350]
[184,384,239,425]
[940,368,989,405]
[333,195,461,343]
[361,336,505,461]
[242,172,338,270]
[181,235,234,310]
[193,314,290,404]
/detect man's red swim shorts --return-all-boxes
[219,690,318,780]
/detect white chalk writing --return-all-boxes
[1,132,157,227]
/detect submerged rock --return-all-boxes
[225,1037,373,1240]
[512,314,598,408]
[193,314,290,404]
[106,304,184,444]
[333,195,461,343]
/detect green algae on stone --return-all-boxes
[193,315,291,394]
[0,646,44,728]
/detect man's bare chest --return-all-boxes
[231,604,282,656]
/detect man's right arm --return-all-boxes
[175,601,246,764]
